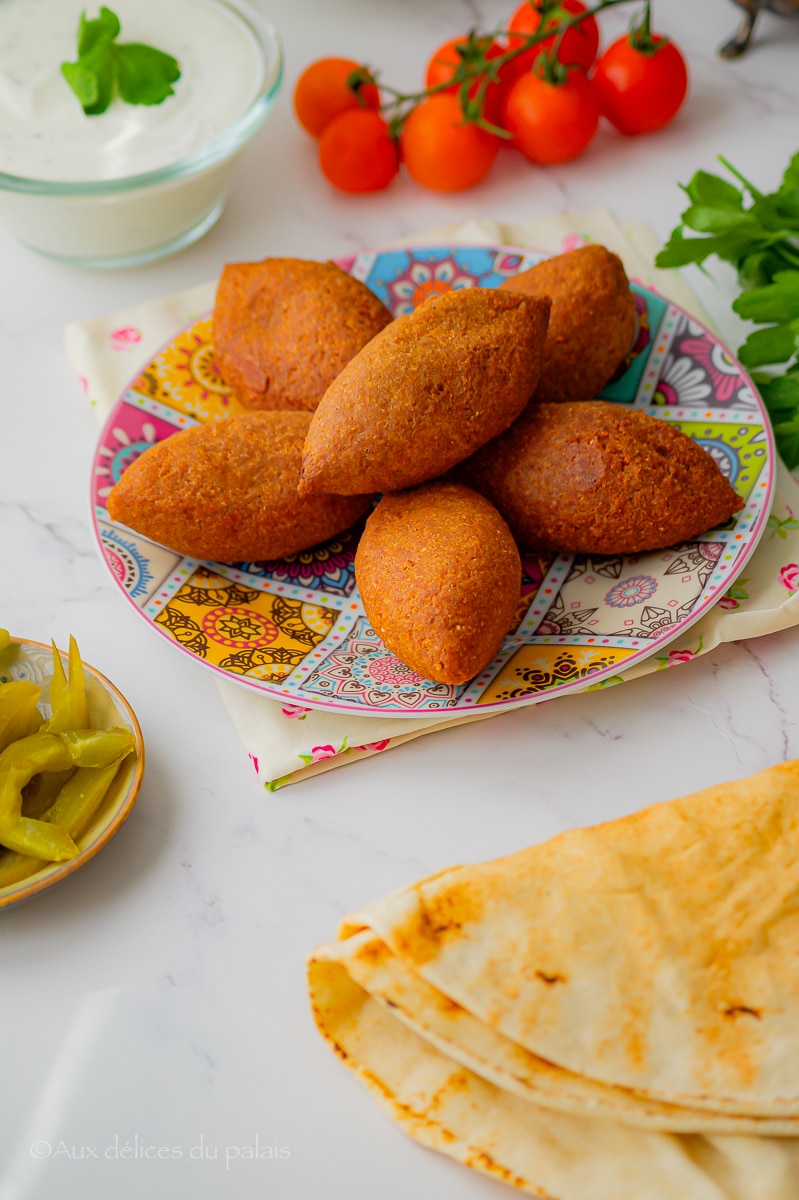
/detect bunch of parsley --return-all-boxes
[656,153,799,469]
[61,7,180,116]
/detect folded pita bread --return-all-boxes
[313,929,799,1137]
[308,761,799,1197]
[341,760,799,1115]
[309,949,799,1200]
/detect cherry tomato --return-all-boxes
[425,35,510,125]
[502,67,599,164]
[507,1,599,81]
[399,93,500,192]
[318,110,399,193]
[592,35,688,135]
[294,57,381,139]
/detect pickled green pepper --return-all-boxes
[0,728,135,860]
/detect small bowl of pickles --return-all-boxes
[0,630,144,908]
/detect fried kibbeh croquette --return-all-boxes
[213,258,393,411]
[456,401,745,555]
[106,412,374,563]
[298,287,551,497]
[355,482,522,685]
[499,244,637,404]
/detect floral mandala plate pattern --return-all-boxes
[91,245,775,717]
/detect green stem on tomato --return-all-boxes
[375,0,642,136]
[629,0,663,55]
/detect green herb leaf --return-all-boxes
[78,39,116,115]
[774,193,799,227]
[738,250,788,289]
[680,206,762,236]
[733,271,799,323]
[756,366,799,468]
[661,150,799,469]
[60,60,99,110]
[755,363,799,410]
[61,6,181,116]
[655,228,766,271]
[738,320,799,369]
[772,410,799,470]
[779,151,799,194]
[116,43,180,106]
[77,6,119,56]
[681,170,743,212]
[655,229,717,269]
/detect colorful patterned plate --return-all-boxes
[91,245,775,718]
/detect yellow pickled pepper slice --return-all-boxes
[0,729,133,860]
[0,733,78,860]
[44,637,89,734]
[0,630,43,752]
[0,681,43,754]
[0,762,123,889]
[28,637,92,817]
[59,728,135,766]
[47,761,126,839]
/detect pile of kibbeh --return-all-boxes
[107,246,744,686]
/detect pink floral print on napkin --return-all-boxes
[655,636,704,670]
[718,578,749,611]
[109,326,143,351]
[561,233,589,253]
[779,564,799,592]
[768,507,799,540]
[299,740,349,767]
[281,704,312,720]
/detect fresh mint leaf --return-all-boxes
[77,38,115,115]
[116,44,180,106]
[60,60,99,110]
[77,7,119,56]
[61,7,180,116]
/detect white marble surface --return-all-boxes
[2,1,799,1197]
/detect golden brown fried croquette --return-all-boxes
[299,287,551,497]
[107,412,374,562]
[456,401,745,554]
[499,244,637,404]
[354,481,521,685]
[213,257,393,411]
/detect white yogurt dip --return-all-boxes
[0,0,281,264]
[0,0,265,182]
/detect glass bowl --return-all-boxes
[0,0,283,268]
[0,637,145,909]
